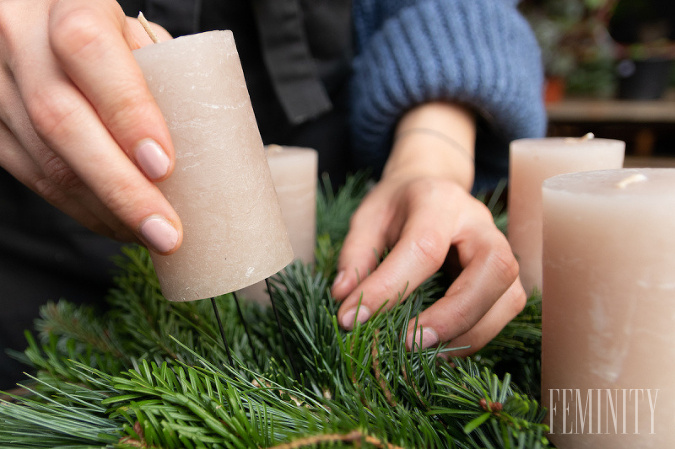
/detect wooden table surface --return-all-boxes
[546,95,675,156]
[547,97,675,124]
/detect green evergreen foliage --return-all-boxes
[0,176,547,448]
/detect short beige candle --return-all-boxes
[266,145,318,264]
[238,145,318,304]
[508,136,624,295]
[542,168,675,448]
[133,31,293,302]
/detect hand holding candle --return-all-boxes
[0,1,183,248]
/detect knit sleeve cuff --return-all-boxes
[350,0,547,175]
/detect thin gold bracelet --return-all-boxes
[394,127,475,164]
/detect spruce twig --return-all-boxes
[0,173,549,448]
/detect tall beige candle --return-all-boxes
[239,145,318,304]
[542,168,675,448]
[133,31,293,302]
[508,136,624,295]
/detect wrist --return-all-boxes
[382,102,476,190]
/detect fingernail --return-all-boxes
[140,215,179,253]
[136,139,170,180]
[332,270,345,290]
[341,305,371,330]
[409,327,439,350]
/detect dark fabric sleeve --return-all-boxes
[117,0,202,37]
[251,0,333,125]
[0,171,122,389]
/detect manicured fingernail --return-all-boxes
[140,215,179,253]
[332,270,345,290]
[136,139,170,180]
[409,327,439,350]
[341,306,371,330]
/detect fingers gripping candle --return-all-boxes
[133,31,293,302]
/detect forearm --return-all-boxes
[382,101,476,192]
[351,0,546,184]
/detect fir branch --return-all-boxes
[314,172,369,281]
[476,294,543,400]
[316,172,369,244]
[36,301,126,360]
[0,372,122,447]
[1,173,550,449]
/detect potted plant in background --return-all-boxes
[608,0,675,99]
[520,1,578,102]
[521,0,619,101]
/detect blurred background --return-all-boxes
[520,0,675,164]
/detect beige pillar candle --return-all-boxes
[266,145,318,264]
[239,145,318,304]
[542,168,675,448]
[133,31,293,302]
[508,136,624,295]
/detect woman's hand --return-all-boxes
[0,0,182,253]
[332,101,525,356]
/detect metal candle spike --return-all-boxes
[210,297,233,365]
[231,291,257,363]
[208,279,299,378]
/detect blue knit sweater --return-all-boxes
[351,0,547,190]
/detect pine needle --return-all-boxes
[0,173,549,448]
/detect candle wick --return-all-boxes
[616,173,648,189]
[267,144,283,155]
[138,12,161,44]
[564,132,595,144]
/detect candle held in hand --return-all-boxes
[134,31,293,302]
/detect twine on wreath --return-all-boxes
[267,430,406,449]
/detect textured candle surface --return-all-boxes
[542,168,675,448]
[134,31,293,302]
[239,145,318,304]
[508,138,624,294]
